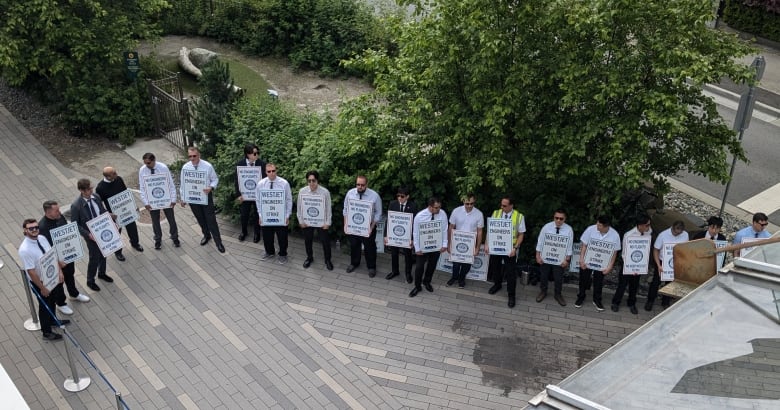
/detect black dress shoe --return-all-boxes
[173,239,181,247]
[253,234,261,243]
[325,260,333,271]
[405,273,413,283]
[42,332,63,341]
[303,258,313,268]
[368,269,377,278]
[98,274,114,283]
[644,301,653,311]
[386,272,399,280]
[115,252,126,261]
[446,278,457,287]
[154,241,162,250]
[346,265,356,273]
[630,305,638,315]
[87,282,100,291]
[488,284,502,295]
[132,244,144,252]
[423,283,434,292]
[216,243,225,253]
[409,287,421,297]
[238,232,247,241]
[536,291,547,303]
[508,296,516,308]
[200,236,211,246]
[611,304,619,312]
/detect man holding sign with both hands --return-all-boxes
[257,163,293,265]
[535,208,573,307]
[576,215,621,311]
[297,170,332,270]
[409,197,448,298]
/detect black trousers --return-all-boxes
[239,200,261,236]
[539,263,565,295]
[646,269,671,307]
[303,227,330,261]
[489,255,518,296]
[263,226,289,256]
[452,262,471,285]
[348,227,377,269]
[150,207,179,242]
[31,283,60,334]
[190,193,222,245]
[56,262,78,304]
[612,274,641,307]
[414,252,441,288]
[390,246,414,275]
[116,221,140,249]
[578,268,605,303]
[85,239,106,283]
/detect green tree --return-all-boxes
[347,0,756,232]
[190,58,243,158]
[0,0,168,141]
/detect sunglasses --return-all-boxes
[26,226,40,231]
[188,155,198,158]
[758,222,769,227]
[267,170,277,173]
[554,217,565,221]
[307,179,317,183]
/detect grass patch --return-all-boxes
[160,56,271,98]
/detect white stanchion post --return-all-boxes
[62,326,90,392]
[19,268,41,331]
[116,392,123,410]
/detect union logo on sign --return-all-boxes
[393,225,406,236]
[631,250,643,263]
[455,243,469,253]
[307,207,320,217]
[473,258,483,269]
[101,230,113,242]
[244,180,256,190]
[152,187,164,199]
[352,214,365,224]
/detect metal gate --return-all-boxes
[148,70,191,149]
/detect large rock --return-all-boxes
[188,48,218,69]
[178,47,202,78]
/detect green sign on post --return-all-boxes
[124,51,140,80]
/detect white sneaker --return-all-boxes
[57,304,74,315]
[72,294,91,303]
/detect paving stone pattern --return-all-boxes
[0,103,662,409]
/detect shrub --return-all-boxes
[724,0,780,41]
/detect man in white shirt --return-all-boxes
[257,163,293,264]
[180,147,224,253]
[646,220,689,311]
[535,208,574,306]
[611,214,652,314]
[297,170,331,269]
[343,175,383,277]
[409,197,448,297]
[447,193,483,289]
[138,152,180,250]
[486,196,526,308]
[576,215,621,311]
[18,218,69,341]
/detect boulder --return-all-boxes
[189,48,218,69]
[178,47,202,78]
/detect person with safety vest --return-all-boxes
[486,196,526,308]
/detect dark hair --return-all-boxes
[427,197,441,207]
[753,212,768,223]
[22,218,37,229]
[672,220,685,230]
[397,187,410,196]
[142,152,156,161]
[596,215,611,226]
[501,196,514,205]
[244,144,259,156]
[635,213,651,225]
[554,208,567,217]
[305,170,320,181]
[77,178,91,191]
[706,216,723,227]
[43,200,58,212]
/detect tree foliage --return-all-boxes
[190,59,244,158]
[347,0,755,233]
[0,0,168,142]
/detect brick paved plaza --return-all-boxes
[0,103,660,409]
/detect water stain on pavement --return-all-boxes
[473,335,598,394]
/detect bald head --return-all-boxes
[102,166,117,180]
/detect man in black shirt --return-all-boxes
[96,166,144,261]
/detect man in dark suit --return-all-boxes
[70,178,113,291]
[235,144,266,242]
[96,166,144,261]
[385,187,417,283]
[692,215,726,241]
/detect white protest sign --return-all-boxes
[661,243,677,281]
[715,240,728,268]
[375,219,385,253]
[487,217,513,256]
[386,211,413,248]
[237,166,262,201]
[36,247,60,291]
[569,242,582,273]
[541,233,570,265]
[299,194,325,227]
[258,189,288,226]
[623,235,652,275]
[86,212,124,257]
[450,230,476,264]
[583,239,617,272]
[345,199,373,237]
[107,189,140,227]
[417,219,444,253]
[436,250,489,281]
[182,169,208,205]
[50,222,84,264]
[739,237,762,258]
[142,173,174,209]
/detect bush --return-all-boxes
[724,0,780,41]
